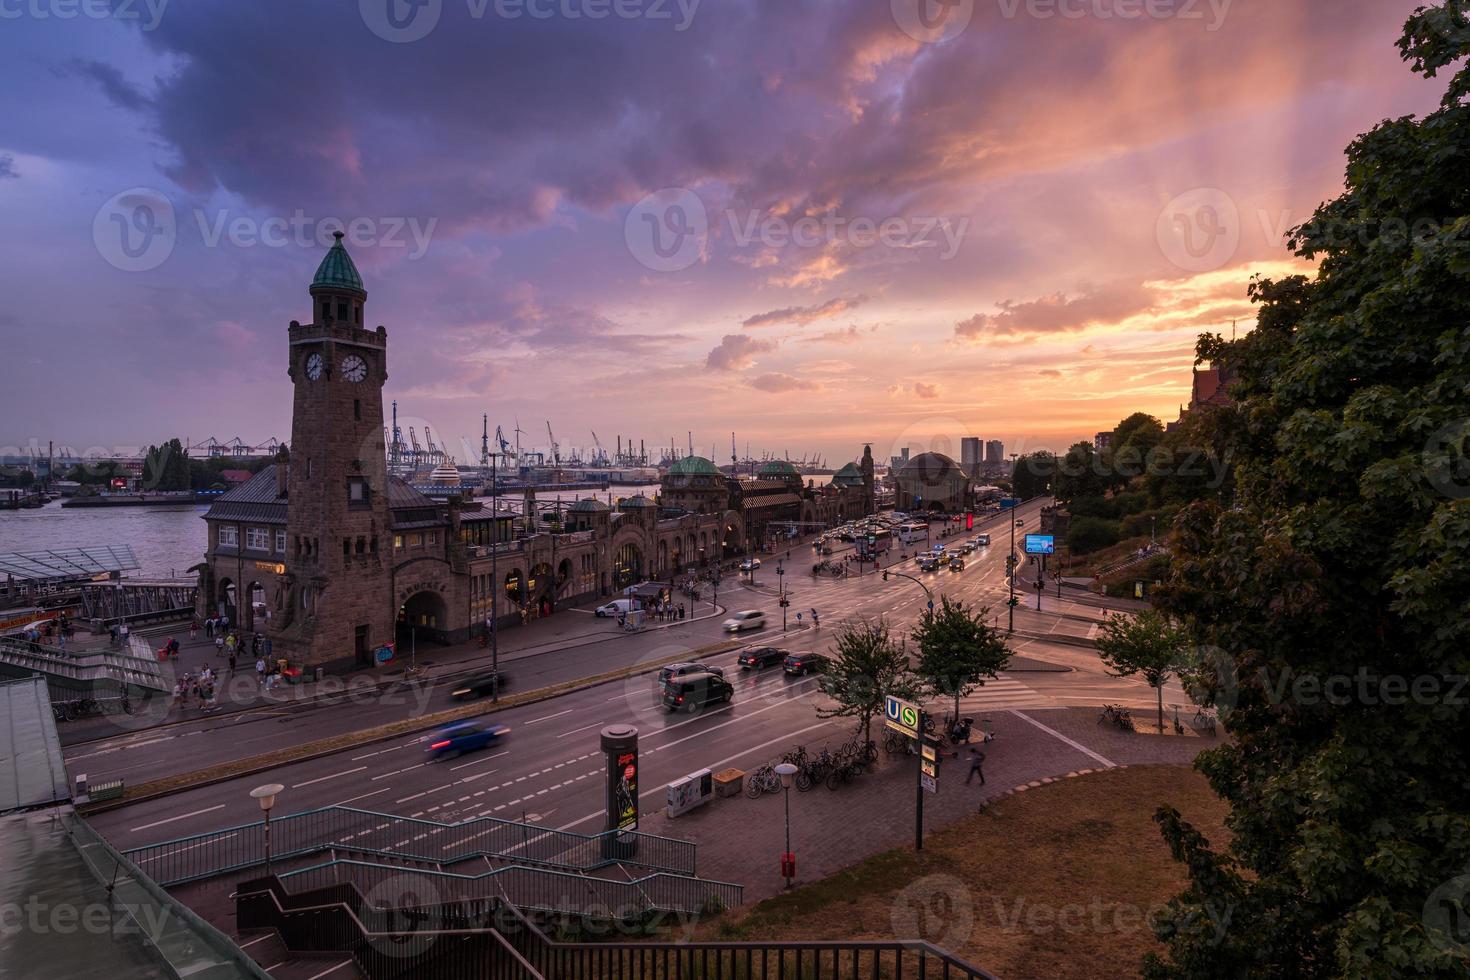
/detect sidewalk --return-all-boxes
[649,706,1216,904]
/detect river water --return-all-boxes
[0,484,665,579]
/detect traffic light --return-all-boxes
[1007,596,1019,607]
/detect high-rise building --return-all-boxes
[960,437,981,468]
[1094,431,1113,452]
[890,446,910,471]
[984,440,1004,464]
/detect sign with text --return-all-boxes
[1023,534,1055,555]
[884,695,921,738]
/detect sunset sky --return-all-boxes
[0,0,1444,467]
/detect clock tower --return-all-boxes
[273,231,394,669]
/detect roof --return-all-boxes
[311,231,366,295]
[898,452,968,483]
[204,466,440,526]
[666,455,721,477]
[569,498,611,512]
[619,495,657,509]
[0,677,68,814]
[831,461,864,486]
[742,492,802,509]
[0,546,140,585]
[217,469,254,483]
[757,460,800,478]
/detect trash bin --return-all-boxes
[314,666,325,683]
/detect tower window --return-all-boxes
[355,305,362,325]
[321,301,330,322]
[337,301,348,320]
[354,399,361,421]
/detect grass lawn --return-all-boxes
[705,764,1230,979]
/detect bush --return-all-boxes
[1113,491,1148,516]
[1068,517,1121,555]
[1068,495,1116,519]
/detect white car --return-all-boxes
[596,599,636,617]
[975,534,990,546]
[721,610,767,632]
[739,558,761,571]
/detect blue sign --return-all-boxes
[375,644,395,663]
[1024,534,1055,555]
[999,497,1021,509]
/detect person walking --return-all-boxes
[190,618,199,641]
[965,748,986,785]
[256,656,266,688]
[215,633,225,657]
[227,650,236,674]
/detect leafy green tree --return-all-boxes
[816,618,919,746]
[1145,5,1470,975]
[143,438,191,491]
[911,595,1011,721]
[1096,609,1186,733]
[1011,450,1057,499]
[1105,412,1166,489]
[1055,440,1108,503]
[1067,515,1120,555]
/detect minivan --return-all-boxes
[596,598,636,617]
[662,672,734,713]
[722,610,766,632]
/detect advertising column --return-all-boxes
[600,724,639,860]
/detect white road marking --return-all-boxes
[330,787,392,807]
[526,708,574,725]
[449,749,510,771]
[292,766,367,789]
[556,721,607,738]
[129,804,225,833]
[1008,709,1116,768]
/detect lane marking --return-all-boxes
[525,708,574,725]
[449,749,510,771]
[330,787,392,807]
[1008,709,1116,768]
[306,961,356,980]
[129,804,225,833]
[292,766,367,789]
[556,721,607,739]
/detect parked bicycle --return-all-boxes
[825,756,864,791]
[744,763,783,799]
[1098,703,1134,731]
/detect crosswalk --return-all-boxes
[949,674,1056,714]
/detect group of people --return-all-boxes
[174,665,220,711]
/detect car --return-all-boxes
[450,671,506,700]
[595,599,636,617]
[783,651,828,676]
[722,610,767,632]
[949,556,966,572]
[658,662,726,687]
[739,558,762,571]
[975,534,991,546]
[425,721,510,759]
[738,645,785,669]
[916,556,940,572]
[662,672,734,712]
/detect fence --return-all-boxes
[0,636,171,694]
[237,877,995,980]
[124,804,699,886]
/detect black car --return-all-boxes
[783,651,829,676]
[450,671,506,700]
[658,662,726,687]
[738,646,785,670]
[662,672,734,713]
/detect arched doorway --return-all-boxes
[613,542,643,591]
[217,578,237,625]
[528,562,554,615]
[246,582,266,632]
[557,559,573,596]
[398,590,449,649]
[722,518,742,558]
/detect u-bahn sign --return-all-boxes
[884,695,921,738]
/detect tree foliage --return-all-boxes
[1096,609,1186,733]
[1011,450,1057,499]
[143,438,191,491]
[816,618,919,746]
[912,595,1011,720]
[1144,4,1470,975]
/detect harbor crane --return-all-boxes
[546,421,560,467]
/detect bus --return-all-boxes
[857,528,892,558]
[897,522,929,544]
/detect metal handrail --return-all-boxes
[124,804,698,885]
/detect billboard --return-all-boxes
[1023,533,1055,555]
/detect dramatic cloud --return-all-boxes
[912,381,941,400]
[0,154,16,179]
[955,280,1159,343]
[742,296,867,329]
[799,325,875,345]
[706,334,777,372]
[750,373,820,393]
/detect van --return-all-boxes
[596,599,636,618]
[662,672,734,713]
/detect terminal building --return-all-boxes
[196,236,875,670]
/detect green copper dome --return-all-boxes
[831,461,864,487]
[758,459,800,478]
[311,231,366,296]
[667,455,721,476]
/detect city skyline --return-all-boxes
[0,0,1440,462]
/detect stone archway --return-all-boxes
[613,541,644,591]
[217,578,238,625]
[246,581,266,632]
[722,514,744,558]
[398,590,449,647]
[528,562,554,613]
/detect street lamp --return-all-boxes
[250,782,284,875]
[777,561,786,631]
[774,762,798,889]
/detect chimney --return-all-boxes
[276,446,290,498]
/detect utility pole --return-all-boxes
[1008,502,1017,634]
[491,449,499,701]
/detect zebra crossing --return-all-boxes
[948,674,1057,713]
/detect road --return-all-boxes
[84,498,1191,851]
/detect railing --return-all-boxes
[124,804,698,886]
[280,856,742,918]
[237,878,996,980]
[0,637,171,692]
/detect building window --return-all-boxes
[218,526,238,548]
[354,399,361,421]
[409,533,423,547]
[428,531,437,545]
[394,535,403,551]
[348,478,369,507]
[275,530,287,553]
[246,528,271,551]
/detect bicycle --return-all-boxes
[744,764,782,799]
[825,757,864,791]
[796,749,834,792]
[1098,703,1134,731]
[882,729,910,757]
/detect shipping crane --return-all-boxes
[546,421,559,467]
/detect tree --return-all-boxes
[143,438,191,491]
[1011,450,1057,499]
[1105,412,1166,489]
[1095,609,1186,733]
[815,618,919,746]
[911,595,1011,722]
[1055,440,1108,503]
[1144,5,1470,975]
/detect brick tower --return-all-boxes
[273,232,393,669]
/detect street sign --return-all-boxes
[921,773,937,794]
[1024,534,1055,555]
[921,744,937,761]
[884,695,921,738]
[921,759,937,778]
[1000,497,1020,509]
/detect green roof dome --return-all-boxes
[311,231,366,296]
[667,455,721,476]
[758,460,800,478]
[619,494,657,508]
[832,461,864,486]
[569,498,611,512]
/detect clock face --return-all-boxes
[341,354,368,383]
[305,352,323,381]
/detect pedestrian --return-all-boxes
[215,633,225,657]
[679,603,685,620]
[263,636,272,658]
[252,633,262,657]
[256,657,266,687]
[965,748,986,785]
[190,618,199,640]
[228,651,236,674]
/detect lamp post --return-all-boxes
[775,762,798,889]
[250,782,284,875]
[491,451,499,702]
[777,561,786,631]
